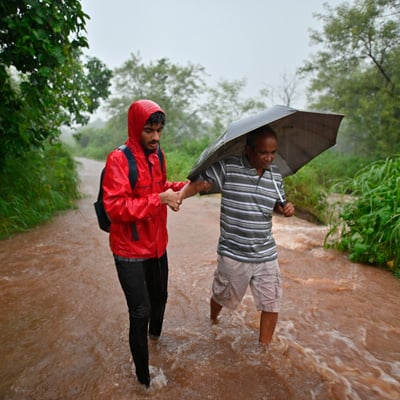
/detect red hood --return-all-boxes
[127,99,165,152]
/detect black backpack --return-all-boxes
[94,144,163,233]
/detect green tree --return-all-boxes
[300,0,400,159]
[105,53,208,150]
[75,62,270,160]
[0,0,112,166]
[200,78,267,139]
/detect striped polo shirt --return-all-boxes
[203,155,286,263]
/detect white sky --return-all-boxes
[81,0,346,109]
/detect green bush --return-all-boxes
[283,151,368,224]
[325,156,400,277]
[0,143,80,239]
[307,150,368,189]
[284,165,328,224]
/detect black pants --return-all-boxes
[114,252,168,386]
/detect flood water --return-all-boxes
[1,158,399,400]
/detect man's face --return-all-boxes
[246,135,278,171]
[140,122,163,151]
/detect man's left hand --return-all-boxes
[276,201,295,217]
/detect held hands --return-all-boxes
[160,180,213,212]
[159,189,182,212]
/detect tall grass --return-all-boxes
[0,143,80,239]
[325,156,400,277]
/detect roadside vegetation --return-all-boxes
[1,0,399,277]
[326,156,400,278]
[0,143,80,239]
[0,1,111,237]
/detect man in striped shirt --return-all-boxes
[202,125,295,347]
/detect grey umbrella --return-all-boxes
[187,105,344,181]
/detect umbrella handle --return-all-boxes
[271,172,286,208]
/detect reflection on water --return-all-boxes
[0,158,399,400]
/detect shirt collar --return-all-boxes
[241,154,271,175]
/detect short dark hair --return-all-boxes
[246,125,277,150]
[146,111,165,126]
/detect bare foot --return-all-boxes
[257,342,270,353]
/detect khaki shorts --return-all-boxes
[212,254,282,313]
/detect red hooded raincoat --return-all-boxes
[102,100,186,259]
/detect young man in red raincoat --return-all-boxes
[102,99,208,387]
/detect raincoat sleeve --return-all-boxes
[164,180,187,192]
[102,150,163,224]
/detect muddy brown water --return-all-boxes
[1,157,399,400]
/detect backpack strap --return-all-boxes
[156,145,164,171]
[119,144,138,189]
[119,144,163,185]
[94,168,110,232]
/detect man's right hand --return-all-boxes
[159,189,181,212]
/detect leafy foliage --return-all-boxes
[304,150,369,191]
[74,54,268,155]
[300,0,400,160]
[325,156,400,277]
[284,166,329,225]
[199,78,266,139]
[0,0,112,166]
[104,53,208,150]
[282,150,366,224]
[165,136,212,180]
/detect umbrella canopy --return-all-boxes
[188,105,344,181]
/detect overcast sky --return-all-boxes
[81,0,346,109]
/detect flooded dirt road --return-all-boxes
[1,157,399,399]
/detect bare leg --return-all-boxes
[259,311,278,345]
[210,297,223,322]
